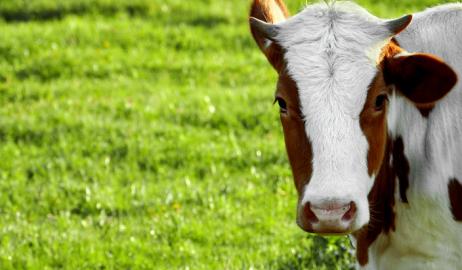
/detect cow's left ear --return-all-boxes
[384,53,458,104]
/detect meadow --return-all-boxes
[0,0,455,269]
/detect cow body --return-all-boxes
[249,1,462,269]
[366,5,462,270]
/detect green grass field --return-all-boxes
[0,0,455,269]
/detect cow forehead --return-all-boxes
[275,2,394,176]
[275,2,391,117]
[276,2,391,49]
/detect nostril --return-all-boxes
[303,202,319,223]
[309,200,355,221]
[341,201,357,221]
[301,200,357,233]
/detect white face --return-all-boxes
[273,2,394,232]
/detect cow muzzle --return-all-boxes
[298,199,357,235]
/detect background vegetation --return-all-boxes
[0,0,454,269]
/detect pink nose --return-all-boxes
[300,200,356,234]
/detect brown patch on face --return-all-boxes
[354,135,411,265]
[356,39,421,265]
[448,178,462,221]
[359,39,402,177]
[276,73,313,194]
[361,39,411,193]
[360,72,389,176]
[353,136,396,266]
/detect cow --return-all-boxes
[248,0,462,269]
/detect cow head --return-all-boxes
[249,0,457,234]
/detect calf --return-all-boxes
[249,0,462,269]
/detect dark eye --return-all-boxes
[275,97,287,113]
[375,94,388,111]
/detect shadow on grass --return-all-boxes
[0,3,230,27]
[0,3,148,22]
[172,15,229,28]
[267,235,355,270]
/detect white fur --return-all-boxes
[271,1,462,269]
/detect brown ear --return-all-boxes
[249,0,289,72]
[384,53,458,104]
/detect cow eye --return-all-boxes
[275,97,287,113]
[375,94,388,111]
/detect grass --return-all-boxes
[0,0,456,269]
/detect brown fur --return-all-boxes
[378,38,404,65]
[417,106,435,118]
[393,137,410,203]
[277,74,313,195]
[354,136,396,266]
[250,0,289,24]
[360,72,389,176]
[384,53,457,105]
[359,39,401,177]
[379,39,455,118]
[249,0,289,71]
[448,178,462,221]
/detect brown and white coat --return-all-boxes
[249,1,462,269]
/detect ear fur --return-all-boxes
[384,53,458,104]
[249,0,289,72]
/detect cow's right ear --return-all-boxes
[249,0,289,72]
[384,53,458,105]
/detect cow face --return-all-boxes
[250,0,457,234]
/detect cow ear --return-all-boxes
[384,53,458,104]
[249,0,289,72]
